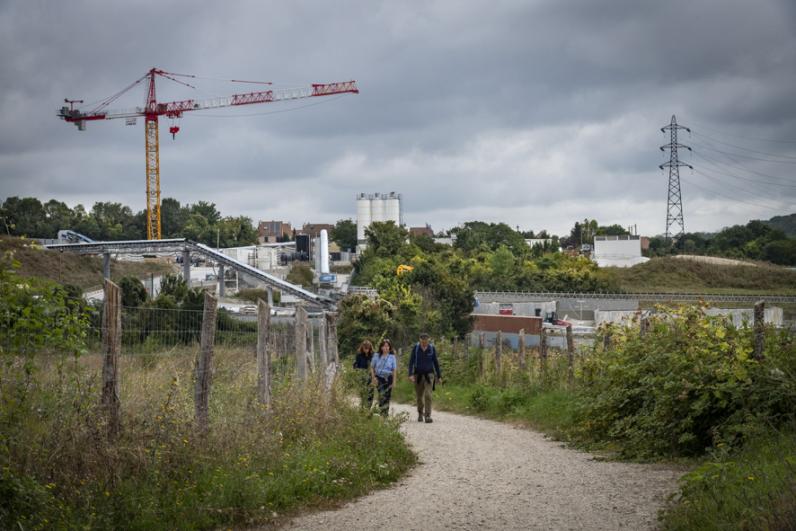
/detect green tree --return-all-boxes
[160,197,188,238]
[331,219,357,251]
[119,276,148,307]
[364,221,408,257]
[0,197,46,237]
[286,263,314,288]
[762,239,796,266]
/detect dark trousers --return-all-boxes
[359,371,374,408]
[376,375,393,416]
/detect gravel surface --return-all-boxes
[280,403,682,531]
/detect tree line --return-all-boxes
[0,196,257,248]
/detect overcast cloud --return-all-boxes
[1,0,795,236]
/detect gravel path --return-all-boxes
[281,403,682,531]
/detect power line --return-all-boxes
[690,151,796,189]
[690,168,784,209]
[690,140,796,165]
[687,118,796,144]
[691,130,796,160]
[689,141,796,183]
[680,174,787,211]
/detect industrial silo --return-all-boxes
[356,193,371,241]
[385,192,401,226]
[370,193,385,223]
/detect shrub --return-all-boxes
[574,305,796,458]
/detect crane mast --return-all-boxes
[59,68,358,240]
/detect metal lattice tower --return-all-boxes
[659,115,692,243]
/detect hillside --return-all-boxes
[599,256,796,295]
[0,236,174,290]
[762,213,796,238]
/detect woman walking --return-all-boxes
[353,340,375,408]
[370,338,398,417]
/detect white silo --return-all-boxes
[371,193,385,223]
[385,192,401,226]
[356,193,371,241]
[320,230,330,274]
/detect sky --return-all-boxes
[1,0,795,237]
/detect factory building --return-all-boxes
[592,235,649,268]
[356,192,402,247]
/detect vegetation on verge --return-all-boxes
[1,258,415,530]
[389,306,796,528]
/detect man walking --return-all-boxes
[408,333,442,423]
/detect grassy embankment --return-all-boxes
[2,347,415,530]
[598,255,796,295]
[0,235,173,290]
[391,312,796,529]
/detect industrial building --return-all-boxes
[592,235,649,268]
[356,192,402,248]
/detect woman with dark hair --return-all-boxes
[370,338,398,417]
[353,340,375,408]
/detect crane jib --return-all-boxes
[57,70,358,240]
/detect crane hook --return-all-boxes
[169,125,180,139]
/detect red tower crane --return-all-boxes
[58,68,359,240]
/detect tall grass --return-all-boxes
[0,348,415,530]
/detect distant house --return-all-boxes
[258,220,292,243]
[409,225,434,238]
[300,223,334,239]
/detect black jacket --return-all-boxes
[353,352,373,370]
[408,343,441,378]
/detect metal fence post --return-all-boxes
[257,299,271,407]
[518,328,526,370]
[101,279,121,436]
[195,292,217,433]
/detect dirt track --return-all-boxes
[280,403,681,530]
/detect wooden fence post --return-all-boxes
[101,279,121,437]
[640,316,650,338]
[325,312,339,364]
[494,330,502,377]
[753,300,765,361]
[566,324,575,385]
[518,329,526,370]
[319,313,329,368]
[464,333,470,359]
[478,332,486,378]
[256,299,271,407]
[540,328,548,375]
[295,305,308,380]
[603,329,612,351]
[195,292,217,433]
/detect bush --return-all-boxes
[574,305,796,458]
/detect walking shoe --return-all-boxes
[424,417,433,423]
[417,414,423,422]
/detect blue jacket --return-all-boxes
[408,343,441,378]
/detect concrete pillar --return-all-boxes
[103,252,111,280]
[218,264,225,298]
[267,286,274,306]
[182,249,191,285]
